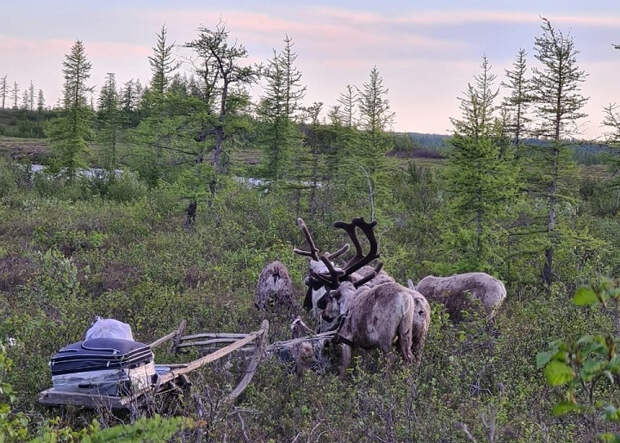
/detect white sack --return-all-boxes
[85,317,134,341]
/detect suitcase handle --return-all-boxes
[81,342,120,354]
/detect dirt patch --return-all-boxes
[0,255,33,292]
[184,265,210,289]
[86,262,141,295]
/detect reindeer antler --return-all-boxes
[294,218,350,263]
[334,217,380,278]
[294,217,380,290]
[293,218,320,260]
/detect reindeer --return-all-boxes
[293,218,392,326]
[254,261,294,312]
[415,272,506,321]
[294,218,430,375]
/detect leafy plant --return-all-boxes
[536,278,619,440]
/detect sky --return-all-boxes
[2,0,619,139]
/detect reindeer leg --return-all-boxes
[340,343,351,378]
[399,317,414,363]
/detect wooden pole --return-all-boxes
[149,320,187,349]
[224,319,269,404]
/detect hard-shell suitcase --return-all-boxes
[50,338,154,396]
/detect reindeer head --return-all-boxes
[294,217,383,325]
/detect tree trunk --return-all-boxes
[213,79,229,174]
[543,145,559,287]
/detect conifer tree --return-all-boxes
[258,35,305,182]
[149,25,177,95]
[531,18,588,287]
[603,104,620,144]
[443,56,516,271]
[502,49,531,148]
[28,81,34,111]
[11,82,18,109]
[280,35,305,121]
[338,84,357,128]
[37,89,45,111]
[185,23,258,173]
[0,76,7,109]
[97,73,120,172]
[451,56,498,141]
[47,40,94,179]
[21,90,29,110]
[357,66,394,175]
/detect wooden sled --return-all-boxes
[39,320,269,410]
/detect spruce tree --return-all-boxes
[47,40,94,179]
[531,18,588,287]
[502,49,531,149]
[149,25,177,95]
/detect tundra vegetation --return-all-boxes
[0,18,618,442]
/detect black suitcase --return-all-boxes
[50,338,153,376]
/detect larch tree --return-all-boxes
[602,104,620,195]
[0,76,7,109]
[338,84,357,128]
[185,23,258,173]
[443,56,517,271]
[11,82,18,109]
[357,66,394,174]
[531,17,588,287]
[502,49,531,150]
[97,73,121,172]
[37,89,45,111]
[28,81,35,111]
[21,90,29,110]
[259,35,305,182]
[450,56,498,141]
[47,40,94,179]
[280,35,305,121]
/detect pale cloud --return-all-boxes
[311,7,620,28]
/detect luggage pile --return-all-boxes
[49,318,155,396]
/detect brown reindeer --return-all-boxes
[294,218,430,375]
[293,218,392,326]
[254,261,294,312]
[415,272,506,320]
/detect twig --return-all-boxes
[456,423,477,442]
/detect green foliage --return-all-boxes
[0,343,29,442]
[47,41,94,179]
[536,279,619,440]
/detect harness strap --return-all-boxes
[332,313,354,347]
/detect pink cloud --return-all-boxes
[0,35,149,59]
